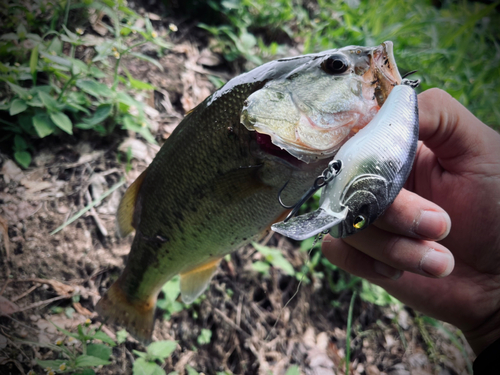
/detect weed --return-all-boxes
[0,0,172,168]
[132,340,177,375]
[32,320,116,375]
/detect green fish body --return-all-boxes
[96,42,402,342]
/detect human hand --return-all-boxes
[321,88,500,355]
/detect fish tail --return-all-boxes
[95,277,156,344]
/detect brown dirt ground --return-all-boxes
[0,12,475,375]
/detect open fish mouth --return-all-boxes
[241,42,403,164]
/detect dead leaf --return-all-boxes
[146,12,161,20]
[88,8,108,36]
[28,278,75,297]
[0,295,19,315]
[2,160,24,183]
[73,302,96,317]
[20,179,53,193]
[197,48,223,67]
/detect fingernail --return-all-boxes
[374,261,403,280]
[420,249,454,277]
[415,210,451,240]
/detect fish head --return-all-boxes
[241,41,402,163]
[328,174,389,238]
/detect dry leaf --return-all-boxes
[0,295,19,315]
[2,160,24,183]
[73,302,96,317]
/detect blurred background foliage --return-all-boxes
[190,0,500,127]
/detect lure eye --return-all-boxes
[321,56,349,74]
[353,215,367,229]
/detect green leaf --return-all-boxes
[116,329,128,345]
[186,365,199,375]
[285,365,300,375]
[116,92,137,107]
[82,104,112,126]
[129,52,164,71]
[50,112,73,134]
[14,135,28,151]
[9,99,28,115]
[92,330,116,346]
[197,329,212,345]
[76,79,114,98]
[75,369,96,375]
[87,343,112,361]
[252,242,295,275]
[14,151,31,169]
[132,358,166,375]
[0,33,18,41]
[47,37,63,54]
[62,24,79,42]
[36,359,66,369]
[75,355,110,367]
[7,82,29,99]
[32,114,56,138]
[146,340,177,361]
[251,261,270,274]
[161,276,180,302]
[128,77,155,90]
[89,66,107,78]
[16,24,27,39]
[40,51,72,67]
[30,44,39,84]
[38,91,59,111]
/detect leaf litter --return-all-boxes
[0,19,475,375]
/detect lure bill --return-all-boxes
[272,83,419,240]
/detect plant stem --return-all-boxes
[112,40,148,89]
[63,0,71,27]
[58,73,77,101]
[345,291,357,375]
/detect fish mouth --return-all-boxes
[253,131,309,167]
[370,41,403,105]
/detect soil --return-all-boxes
[0,7,474,375]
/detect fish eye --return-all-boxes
[353,215,367,229]
[321,56,349,74]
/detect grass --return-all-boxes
[202,0,500,127]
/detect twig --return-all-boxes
[11,283,40,302]
[212,307,251,338]
[16,295,68,313]
[3,315,39,332]
[0,274,10,296]
[85,190,108,236]
[50,178,125,235]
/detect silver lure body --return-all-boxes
[271,84,419,240]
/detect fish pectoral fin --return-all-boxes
[180,258,222,304]
[116,169,147,237]
[213,165,268,202]
[271,208,346,241]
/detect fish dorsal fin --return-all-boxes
[179,258,221,304]
[116,169,148,237]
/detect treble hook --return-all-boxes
[278,160,343,222]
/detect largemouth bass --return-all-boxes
[272,83,419,240]
[96,42,403,342]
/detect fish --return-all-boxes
[95,42,403,342]
[271,82,419,240]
